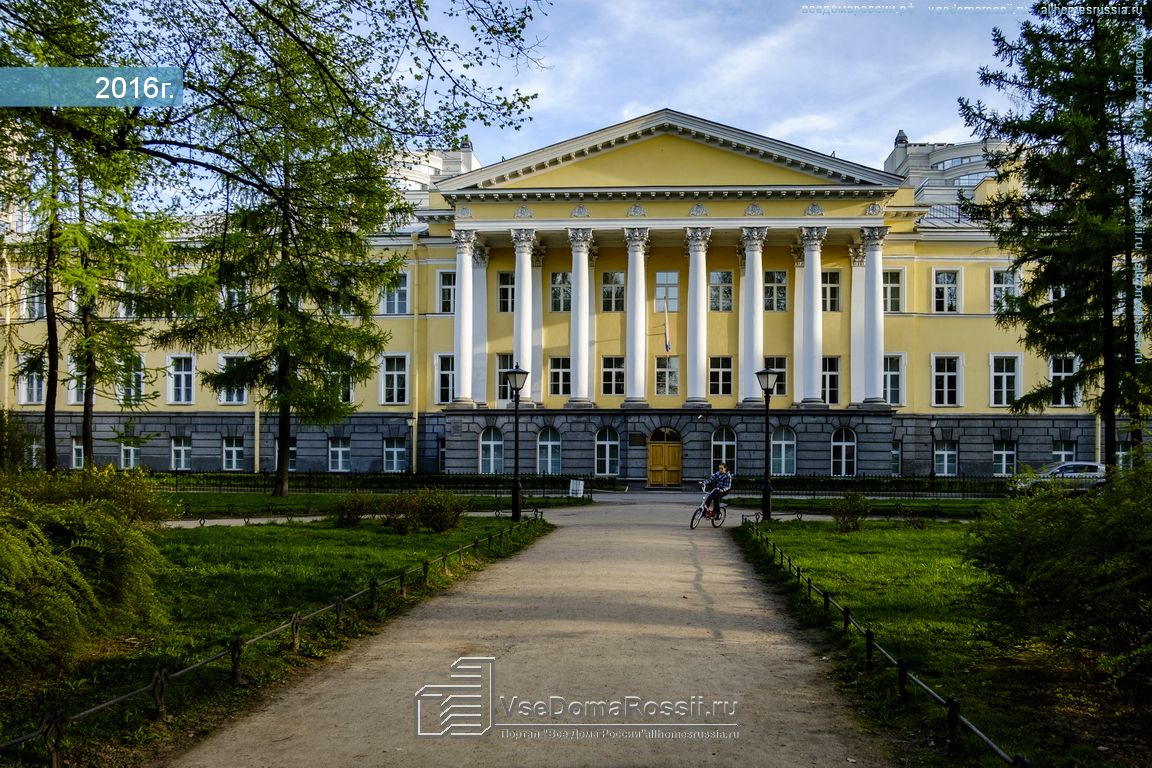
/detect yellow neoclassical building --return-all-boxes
[3,110,1106,482]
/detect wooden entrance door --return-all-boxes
[647,428,682,487]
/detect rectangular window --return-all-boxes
[120,443,140,469]
[1050,356,1078,406]
[22,277,47,319]
[219,355,247,405]
[602,356,625,396]
[71,438,84,470]
[221,278,247,312]
[17,356,45,405]
[883,355,903,406]
[934,440,958,477]
[383,437,408,472]
[601,271,625,312]
[991,355,1019,407]
[118,279,142,319]
[934,269,959,313]
[821,271,841,312]
[1052,439,1076,464]
[117,355,145,406]
[762,356,787,395]
[991,268,1018,313]
[933,355,961,406]
[171,436,192,471]
[550,357,571,396]
[497,272,515,313]
[764,271,787,312]
[66,356,85,406]
[550,272,572,312]
[709,356,733,396]
[380,355,408,404]
[883,270,903,313]
[169,355,194,404]
[222,436,244,471]
[276,438,297,473]
[655,271,679,312]
[381,272,409,314]
[328,437,351,472]
[655,356,680,396]
[821,356,840,405]
[438,271,456,314]
[709,271,733,311]
[1117,440,1133,469]
[436,355,455,404]
[891,440,902,476]
[496,353,514,401]
[993,440,1017,476]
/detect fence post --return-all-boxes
[335,597,344,630]
[865,629,875,668]
[422,561,430,584]
[229,636,244,686]
[806,577,813,603]
[897,658,908,698]
[442,552,449,574]
[400,570,407,598]
[369,579,378,612]
[842,606,852,633]
[946,698,960,754]
[143,669,168,722]
[823,590,830,613]
[290,612,302,653]
[796,566,802,587]
[43,712,65,768]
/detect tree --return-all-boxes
[959,2,1152,467]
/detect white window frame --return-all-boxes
[990,268,1018,313]
[168,354,195,405]
[933,269,960,313]
[990,354,1021,408]
[931,353,963,407]
[764,271,787,312]
[821,270,841,312]
[831,427,857,477]
[708,356,733,396]
[992,440,1017,477]
[821,356,840,405]
[435,354,455,405]
[711,427,737,475]
[437,270,456,314]
[496,353,515,403]
[218,354,248,405]
[71,438,84,470]
[655,271,679,312]
[550,272,571,312]
[595,426,620,477]
[763,356,788,396]
[708,270,733,312]
[120,443,140,469]
[772,426,796,476]
[171,436,192,471]
[66,356,85,406]
[1049,355,1080,407]
[17,356,45,405]
[116,354,146,406]
[883,354,904,406]
[655,356,680,396]
[882,269,903,313]
[1052,439,1076,464]
[602,356,625,396]
[549,356,571,397]
[328,436,352,472]
[601,271,625,312]
[22,277,47,319]
[381,271,409,315]
[538,426,562,476]
[497,272,515,313]
[379,354,409,405]
[934,440,959,476]
[222,436,244,471]
[479,426,504,474]
[383,436,408,472]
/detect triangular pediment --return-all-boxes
[436,109,902,193]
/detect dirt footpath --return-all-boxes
[163,497,892,768]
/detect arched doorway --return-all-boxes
[647,427,682,487]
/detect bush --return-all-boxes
[414,488,470,533]
[2,466,177,524]
[381,495,420,535]
[331,494,382,527]
[965,464,1152,690]
[829,491,868,533]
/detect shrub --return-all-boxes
[966,464,1152,690]
[829,491,868,533]
[331,494,381,527]
[381,495,420,535]
[1,466,177,524]
[414,488,470,533]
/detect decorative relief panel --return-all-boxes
[689,203,708,217]
[456,206,473,219]
[744,203,764,216]
[514,205,533,218]
[804,203,824,216]
[627,203,646,217]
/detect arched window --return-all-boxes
[479,426,503,474]
[538,426,562,475]
[831,427,856,477]
[772,426,796,476]
[711,427,737,474]
[595,426,620,476]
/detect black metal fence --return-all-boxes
[150,471,605,497]
[741,521,1031,766]
[730,474,1011,500]
[0,514,547,768]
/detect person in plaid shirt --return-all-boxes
[703,463,732,517]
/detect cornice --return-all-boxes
[437,185,898,205]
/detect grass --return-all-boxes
[725,495,999,519]
[734,520,1149,768]
[168,491,591,518]
[0,514,553,768]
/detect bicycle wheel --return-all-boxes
[690,505,705,529]
[711,505,726,527]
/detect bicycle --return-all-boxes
[689,481,727,529]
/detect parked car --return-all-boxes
[1012,461,1107,493]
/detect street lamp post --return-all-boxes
[504,364,529,522]
[756,367,783,523]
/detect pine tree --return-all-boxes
[959,2,1152,466]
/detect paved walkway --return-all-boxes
[162,497,892,767]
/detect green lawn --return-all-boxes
[735,520,1147,768]
[1,515,551,768]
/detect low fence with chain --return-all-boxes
[0,513,548,768]
[740,520,1032,767]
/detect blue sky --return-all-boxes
[464,1,1031,170]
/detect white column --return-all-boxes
[791,245,805,406]
[740,226,768,403]
[862,226,889,404]
[800,226,827,405]
[849,245,866,404]
[587,247,598,400]
[471,244,489,405]
[511,228,535,401]
[450,229,476,407]
[624,227,649,406]
[531,243,546,404]
[685,227,711,407]
[567,228,593,407]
